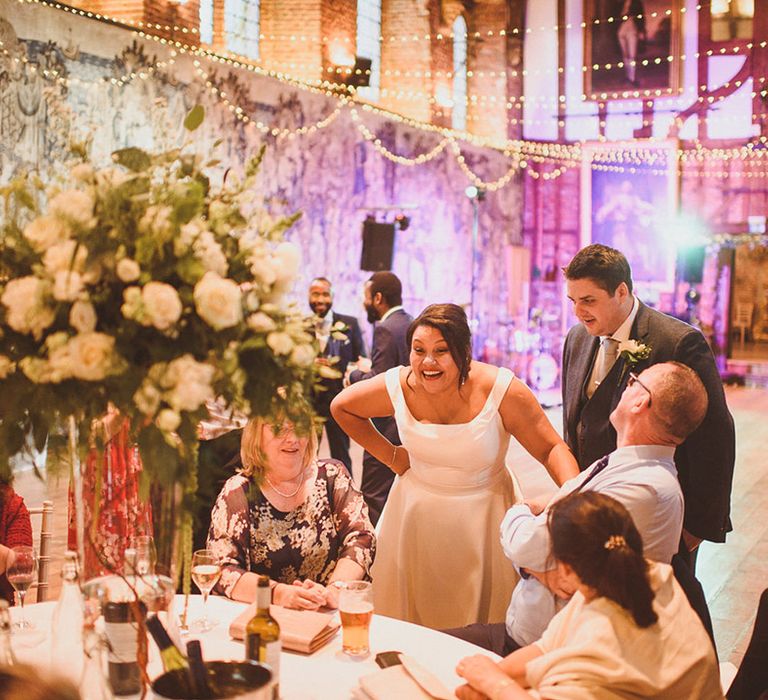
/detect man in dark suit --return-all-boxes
[348,272,412,525]
[308,277,366,472]
[561,244,735,570]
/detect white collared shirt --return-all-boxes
[380,305,404,322]
[501,444,683,646]
[588,295,640,393]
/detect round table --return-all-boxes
[11,594,497,699]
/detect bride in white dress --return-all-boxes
[332,304,578,629]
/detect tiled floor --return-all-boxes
[13,385,767,666]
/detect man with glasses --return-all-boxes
[561,244,735,571]
[446,361,710,655]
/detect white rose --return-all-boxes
[69,300,97,333]
[156,408,181,433]
[0,355,15,380]
[71,163,95,183]
[47,342,74,383]
[134,382,162,416]
[142,282,183,332]
[121,286,143,322]
[67,332,119,381]
[249,255,277,287]
[116,258,141,283]
[163,354,216,412]
[175,219,203,256]
[43,240,88,275]
[193,231,228,277]
[266,331,294,356]
[1,276,55,339]
[19,357,55,383]
[53,270,84,302]
[23,215,71,252]
[273,241,301,283]
[193,272,243,330]
[290,343,315,367]
[49,189,96,230]
[94,167,129,190]
[246,312,276,333]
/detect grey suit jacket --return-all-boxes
[561,301,735,543]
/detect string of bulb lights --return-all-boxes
[6,0,767,189]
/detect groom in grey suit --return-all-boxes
[561,244,735,567]
[348,271,412,525]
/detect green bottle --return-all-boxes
[245,576,281,697]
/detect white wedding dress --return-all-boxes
[371,366,519,629]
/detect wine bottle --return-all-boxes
[50,551,84,684]
[146,614,188,672]
[103,600,145,696]
[0,599,17,666]
[245,576,281,697]
[186,639,212,700]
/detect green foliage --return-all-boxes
[0,108,317,492]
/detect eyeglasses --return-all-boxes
[628,372,652,407]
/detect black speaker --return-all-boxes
[360,220,395,271]
[344,57,373,88]
[679,246,706,284]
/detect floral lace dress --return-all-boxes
[208,460,375,596]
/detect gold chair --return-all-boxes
[733,302,754,348]
[26,500,53,603]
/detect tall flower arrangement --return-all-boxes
[0,108,318,561]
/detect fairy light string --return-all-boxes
[5,0,767,188]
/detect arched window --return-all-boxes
[356,0,382,101]
[452,15,468,131]
[199,0,214,45]
[225,0,260,59]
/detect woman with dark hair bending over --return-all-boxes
[455,491,722,700]
[332,303,578,629]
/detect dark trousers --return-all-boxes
[361,452,395,527]
[323,412,351,472]
[671,545,717,657]
[360,416,400,526]
[727,589,768,699]
[441,622,521,657]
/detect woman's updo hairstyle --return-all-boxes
[406,303,472,388]
[547,491,658,628]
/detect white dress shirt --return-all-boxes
[379,305,404,322]
[501,445,683,646]
[587,295,639,395]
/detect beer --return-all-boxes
[338,581,374,656]
[340,605,373,655]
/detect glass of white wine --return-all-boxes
[133,535,157,577]
[190,549,221,632]
[7,545,37,630]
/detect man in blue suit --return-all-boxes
[349,272,412,524]
[309,277,366,472]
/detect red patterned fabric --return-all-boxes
[67,420,153,580]
[0,486,33,604]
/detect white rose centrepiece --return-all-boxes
[0,108,319,590]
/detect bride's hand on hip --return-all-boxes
[391,445,411,476]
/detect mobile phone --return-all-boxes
[375,651,403,669]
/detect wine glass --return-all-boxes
[190,549,221,632]
[7,545,37,630]
[133,535,157,577]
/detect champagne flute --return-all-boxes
[133,535,157,577]
[7,545,37,630]
[190,549,221,632]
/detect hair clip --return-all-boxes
[604,535,627,551]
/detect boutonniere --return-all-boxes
[618,339,652,382]
[330,320,349,342]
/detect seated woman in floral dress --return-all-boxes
[207,415,375,610]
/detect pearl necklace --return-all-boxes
[264,468,307,498]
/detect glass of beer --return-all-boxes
[338,581,373,656]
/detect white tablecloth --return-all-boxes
[11,594,497,699]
